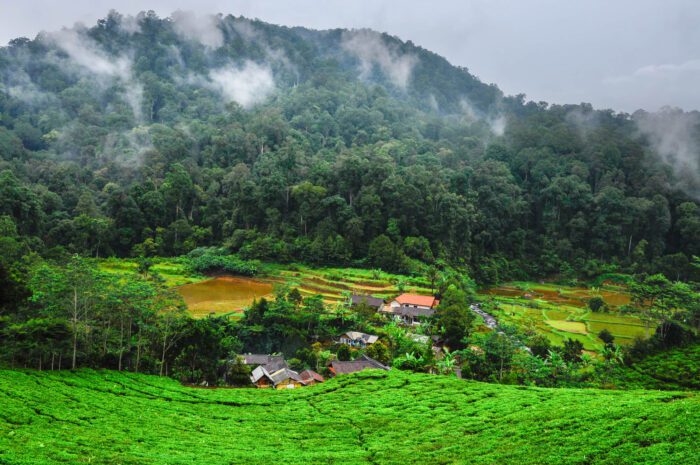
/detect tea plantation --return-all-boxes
[0,370,698,464]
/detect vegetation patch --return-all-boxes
[0,369,698,465]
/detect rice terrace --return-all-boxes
[1,3,700,465]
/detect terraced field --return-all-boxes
[261,264,433,303]
[479,282,648,352]
[1,369,697,464]
[97,258,433,317]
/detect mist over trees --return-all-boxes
[0,10,698,284]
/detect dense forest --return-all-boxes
[0,11,699,383]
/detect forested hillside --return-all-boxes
[1,11,699,284]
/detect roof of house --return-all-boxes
[350,294,385,308]
[269,368,303,385]
[394,293,440,308]
[330,355,391,375]
[242,354,288,372]
[342,331,379,345]
[250,365,273,384]
[299,370,325,383]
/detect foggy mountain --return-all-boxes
[0,10,698,280]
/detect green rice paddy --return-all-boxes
[479,282,648,352]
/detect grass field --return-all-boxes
[0,369,698,464]
[479,282,648,352]
[97,257,203,287]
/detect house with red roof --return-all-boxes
[381,293,440,325]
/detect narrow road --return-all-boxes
[470,304,497,329]
[469,303,531,353]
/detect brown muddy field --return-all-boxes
[177,276,274,317]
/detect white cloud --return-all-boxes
[605,59,700,84]
[47,28,143,121]
[207,61,276,108]
[341,29,417,89]
[170,10,224,48]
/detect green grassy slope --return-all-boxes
[609,345,700,390]
[0,370,698,464]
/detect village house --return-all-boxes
[339,331,379,348]
[330,355,390,376]
[299,370,325,385]
[382,293,440,325]
[349,294,385,311]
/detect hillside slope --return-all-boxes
[0,369,697,464]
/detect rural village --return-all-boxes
[240,292,443,389]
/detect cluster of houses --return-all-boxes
[242,351,390,389]
[244,354,326,389]
[241,292,440,389]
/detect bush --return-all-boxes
[186,249,258,276]
[598,329,615,345]
[588,296,606,312]
[336,344,352,361]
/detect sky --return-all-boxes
[1,0,699,113]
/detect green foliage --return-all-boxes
[185,248,259,276]
[336,344,352,361]
[434,284,475,349]
[561,338,584,363]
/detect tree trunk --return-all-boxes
[160,329,169,376]
[118,317,124,371]
[627,234,633,256]
[135,328,142,373]
[72,287,78,370]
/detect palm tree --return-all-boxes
[437,348,456,375]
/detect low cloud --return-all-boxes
[170,11,224,49]
[634,107,700,199]
[341,29,417,89]
[100,126,153,167]
[207,61,275,108]
[46,28,143,121]
[460,97,506,136]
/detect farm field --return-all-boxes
[0,369,698,465]
[97,258,433,317]
[478,282,648,352]
[260,263,433,302]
